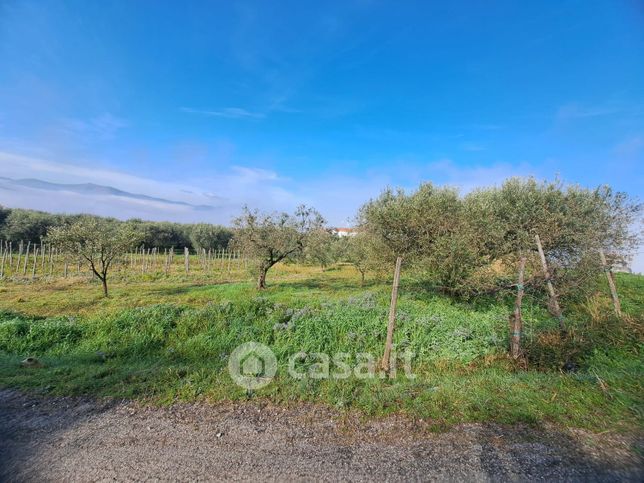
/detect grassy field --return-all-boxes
[0,263,642,432]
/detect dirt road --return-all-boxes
[0,389,641,481]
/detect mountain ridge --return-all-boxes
[0,177,214,211]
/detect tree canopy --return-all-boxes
[47,218,143,296]
[357,178,641,295]
[232,205,325,289]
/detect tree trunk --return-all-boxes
[534,234,566,334]
[101,276,109,297]
[257,267,268,289]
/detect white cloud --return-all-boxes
[468,123,504,130]
[631,251,644,275]
[556,103,619,120]
[614,135,644,157]
[555,102,642,122]
[231,166,280,181]
[0,150,544,227]
[181,107,265,120]
[422,159,537,193]
[0,151,231,222]
[0,151,188,196]
[285,173,391,226]
[0,151,309,223]
[59,113,129,139]
[461,142,485,152]
[271,159,539,225]
[0,180,210,222]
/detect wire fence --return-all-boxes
[0,241,252,282]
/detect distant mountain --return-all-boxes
[0,177,214,211]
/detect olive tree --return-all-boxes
[357,178,641,296]
[47,218,142,297]
[357,183,482,291]
[299,228,339,268]
[463,178,641,294]
[1,208,64,243]
[462,178,634,260]
[342,232,379,285]
[188,223,233,251]
[232,205,325,289]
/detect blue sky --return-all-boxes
[0,0,643,233]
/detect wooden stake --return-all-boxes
[381,256,403,373]
[31,248,38,279]
[41,240,46,272]
[535,235,566,333]
[184,247,190,274]
[0,244,6,278]
[15,241,23,273]
[22,241,31,276]
[510,256,527,359]
[599,249,622,318]
[8,242,12,273]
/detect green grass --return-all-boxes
[0,264,642,432]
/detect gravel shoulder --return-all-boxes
[0,388,641,482]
